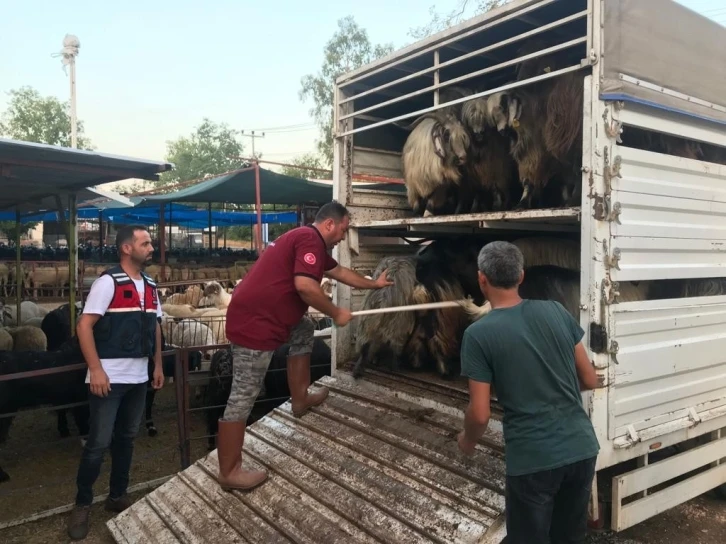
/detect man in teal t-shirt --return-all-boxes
[456,241,601,544]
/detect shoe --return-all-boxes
[287,356,329,418]
[67,505,91,541]
[216,419,267,491]
[105,494,133,512]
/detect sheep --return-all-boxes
[2,300,48,327]
[402,110,471,217]
[195,309,228,345]
[23,317,45,328]
[164,285,203,306]
[161,303,204,319]
[511,236,581,272]
[0,336,85,482]
[7,326,48,351]
[458,96,522,213]
[198,281,231,309]
[0,329,13,351]
[168,318,218,359]
[203,337,331,450]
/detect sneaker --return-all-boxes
[105,494,133,513]
[67,505,91,541]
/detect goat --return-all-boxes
[458,96,522,213]
[402,110,471,216]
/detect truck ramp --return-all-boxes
[107,370,508,544]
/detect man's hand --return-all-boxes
[333,307,354,327]
[457,431,477,456]
[152,366,164,389]
[373,269,395,289]
[89,367,111,397]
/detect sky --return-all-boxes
[0,0,723,189]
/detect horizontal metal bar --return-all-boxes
[339,63,587,137]
[338,0,559,88]
[340,37,587,123]
[341,9,588,106]
[0,362,87,382]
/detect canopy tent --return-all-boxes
[0,138,172,214]
[137,165,405,206]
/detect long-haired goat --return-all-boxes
[486,42,585,210]
[457,96,522,213]
[352,256,419,378]
[402,110,471,216]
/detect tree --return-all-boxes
[0,86,95,241]
[0,86,93,150]
[158,118,245,186]
[408,1,509,40]
[280,153,331,181]
[300,16,394,167]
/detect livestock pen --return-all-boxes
[108,1,726,543]
[0,139,187,528]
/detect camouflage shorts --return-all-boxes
[222,317,315,422]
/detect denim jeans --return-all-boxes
[74,383,147,506]
[504,456,597,544]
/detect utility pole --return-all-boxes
[240,129,265,159]
[56,34,81,148]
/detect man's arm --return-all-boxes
[325,265,393,289]
[77,313,111,397]
[294,276,351,325]
[462,380,491,444]
[574,341,600,390]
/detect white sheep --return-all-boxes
[169,319,217,359]
[6,326,48,351]
[2,300,48,327]
[0,329,13,350]
[198,281,231,309]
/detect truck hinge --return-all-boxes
[688,407,702,426]
[603,278,628,304]
[626,424,640,444]
[603,240,621,270]
[593,148,623,222]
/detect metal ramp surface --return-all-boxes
[107,370,508,543]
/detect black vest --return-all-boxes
[92,266,158,359]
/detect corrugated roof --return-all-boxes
[107,370,508,544]
[0,138,172,214]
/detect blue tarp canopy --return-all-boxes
[0,201,297,227]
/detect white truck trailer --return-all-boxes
[331,0,726,533]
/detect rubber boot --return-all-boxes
[287,354,329,418]
[216,419,267,491]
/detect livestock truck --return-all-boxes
[330,0,726,535]
[105,1,726,542]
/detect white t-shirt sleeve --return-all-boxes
[83,275,116,316]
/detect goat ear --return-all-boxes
[508,96,522,127]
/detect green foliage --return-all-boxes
[300,16,394,167]
[0,86,94,150]
[158,118,245,186]
[408,0,509,40]
[280,153,331,181]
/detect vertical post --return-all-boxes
[168,203,173,253]
[70,56,77,149]
[207,202,212,255]
[159,203,166,281]
[433,49,440,106]
[98,210,103,262]
[254,162,262,253]
[15,209,22,324]
[69,193,78,333]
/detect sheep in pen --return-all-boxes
[351,237,652,380]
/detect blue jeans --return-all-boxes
[504,456,597,544]
[74,383,147,506]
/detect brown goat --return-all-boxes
[459,96,522,212]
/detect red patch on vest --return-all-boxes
[303,253,317,265]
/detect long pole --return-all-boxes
[350,300,471,317]
[70,56,77,149]
[254,162,262,253]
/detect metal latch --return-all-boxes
[688,407,702,425]
[627,424,640,444]
[603,241,621,270]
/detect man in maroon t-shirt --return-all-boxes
[217,201,393,491]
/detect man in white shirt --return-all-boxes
[67,225,164,541]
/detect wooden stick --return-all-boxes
[351,300,469,317]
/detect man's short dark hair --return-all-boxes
[116,225,149,255]
[314,200,349,223]
[477,241,524,289]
